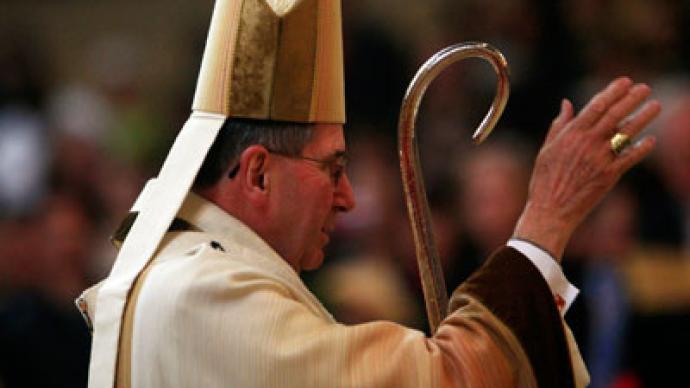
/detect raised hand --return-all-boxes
[513,77,661,260]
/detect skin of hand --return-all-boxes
[513,77,662,261]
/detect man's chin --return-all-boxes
[301,250,325,272]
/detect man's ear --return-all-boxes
[238,145,270,195]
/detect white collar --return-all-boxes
[175,192,335,322]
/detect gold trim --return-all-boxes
[230,0,280,118]
[271,0,317,121]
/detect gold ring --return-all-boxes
[610,132,631,155]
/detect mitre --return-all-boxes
[195,0,345,122]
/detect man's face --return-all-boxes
[269,124,355,272]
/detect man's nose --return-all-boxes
[334,173,356,212]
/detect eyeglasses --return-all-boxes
[267,149,349,187]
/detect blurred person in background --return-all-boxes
[449,136,533,283]
[0,35,51,219]
[0,25,147,388]
[48,33,168,173]
[0,193,93,387]
[45,33,159,279]
[617,89,690,388]
[85,35,167,171]
[0,215,44,295]
[0,108,50,218]
[563,186,640,388]
[581,188,638,388]
[654,94,690,252]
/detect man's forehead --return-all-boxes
[305,123,346,154]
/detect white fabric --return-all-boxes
[124,194,536,387]
[507,239,579,315]
[78,193,590,387]
[130,179,157,212]
[88,112,225,388]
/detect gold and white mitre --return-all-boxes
[86,1,344,387]
[194,0,345,122]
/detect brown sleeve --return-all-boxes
[451,246,575,388]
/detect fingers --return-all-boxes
[612,136,656,174]
[593,83,653,136]
[617,100,662,140]
[567,77,659,163]
[575,77,633,130]
[605,85,659,179]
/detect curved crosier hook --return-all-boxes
[398,42,510,334]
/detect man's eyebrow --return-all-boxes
[319,149,347,160]
[313,149,347,162]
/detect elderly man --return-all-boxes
[78,1,661,387]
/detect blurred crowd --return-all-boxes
[1,1,689,387]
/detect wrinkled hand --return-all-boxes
[514,77,661,261]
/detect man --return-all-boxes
[77,0,661,387]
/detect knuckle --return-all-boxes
[608,105,626,120]
[633,84,651,97]
[589,100,607,116]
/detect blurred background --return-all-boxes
[1,0,690,387]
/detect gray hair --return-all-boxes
[193,118,314,188]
